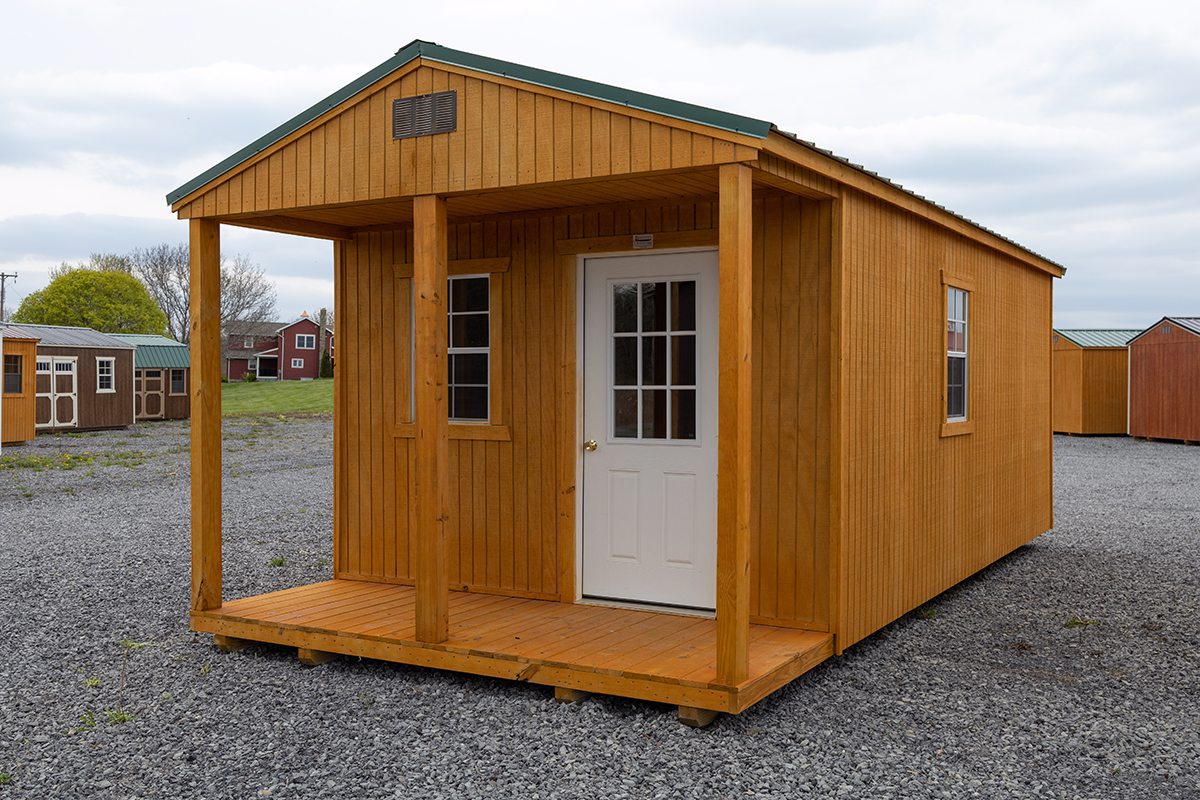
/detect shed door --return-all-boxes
[142,369,164,419]
[581,251,719,610]
[35,357,77,429]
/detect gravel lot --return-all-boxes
[1,420,1197,799]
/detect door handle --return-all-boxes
[584,439,598,452]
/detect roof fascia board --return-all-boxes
[761,132,1066,279]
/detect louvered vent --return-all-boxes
[393,91,457,139]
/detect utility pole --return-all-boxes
[0,272,15,321]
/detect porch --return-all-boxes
[192,579,832,717]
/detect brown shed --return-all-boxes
[2,323,136,432]
[1128,317,1200,442]
[1052,329,1138,435]
[1,325,40,445]
[166,41,1064,724]
[111,334,191,421]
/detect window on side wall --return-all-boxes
[943,278,972,435]
[448,274,489,422]
[3,354,21,394]
[291,358,304,369]
[96,357,116,393]
[170,369,187,395]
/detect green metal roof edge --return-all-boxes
[1053,329,1142,348]
[132,346,191,370]
[165,40,772,207]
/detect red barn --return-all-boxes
[276,316,334,380]
[224,316,334,381]
[1128,317,1200,442]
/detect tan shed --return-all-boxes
[1051,329,1138,435]
[168,41,1065,725]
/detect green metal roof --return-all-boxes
[110,334,190,369]
[1053,329,1141,348]
[166,40,773,206]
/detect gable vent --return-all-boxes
[393,91,457,139]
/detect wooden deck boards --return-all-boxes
[192,579,832,713]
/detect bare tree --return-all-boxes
[130,245,277,343]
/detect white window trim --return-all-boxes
[942,275,973,437]
[291,358,305,368]
[243,337,254,348]
[447,274,490,423]
[96,357,116,394]
[295,333,316,349]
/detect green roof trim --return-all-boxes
[110,334,190,369]
[1053,329,1141,348]
[165,40,772,206]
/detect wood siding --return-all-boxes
[333,197,831,630]
[1,337,38,444]
[836,190,1054,650]
[1052,338,1083,433]
[176,64,757,220]
[1129,324,1200,441]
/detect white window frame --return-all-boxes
[96,357,116,394]
[295,333,316,349]
[243,337,254,348]
[447,274,490,423]
[291,358,304,369]
[946,285,969,423]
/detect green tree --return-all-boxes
[13,269,168,334]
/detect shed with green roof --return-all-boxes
[111,334,190,421]
[1052,328,1139,434]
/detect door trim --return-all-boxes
[573,246,719,609]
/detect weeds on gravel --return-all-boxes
[1064,616,1100,629]
[72,709,97,732]
[198,663,212,677]
[83,676,101,688]
[915,606,938,620]
[268,556,287,568]
[104,709,134,725]
[0,770,13,785]
[0,453,94,472]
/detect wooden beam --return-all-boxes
[212,634,248,653]
[189,218,222,613]
[716,163,753,685]
[222,215,354,241]
[391,256,510,278]
[412,194,450,643]
[297,647,338,666]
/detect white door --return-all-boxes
[35,357,77,429]
[581,250,719,610]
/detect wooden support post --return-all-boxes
[678,706,721,728]
[189,219,222,612]
[212,634,248,653]
[716,163,753,686]
[297,647,337,667]
[553,687,591,704]
[413,194,450,644]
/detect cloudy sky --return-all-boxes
[2,0,1197,328]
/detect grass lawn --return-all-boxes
[221,379,334,416]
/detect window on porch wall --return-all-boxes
[446,275,489,422]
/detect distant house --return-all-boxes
[1128,317,1200,442]
[1,324,40,445]
[1051,329,1139,435]
[0,323,135,432]
[225,314,334,381]
[111,334,191,421]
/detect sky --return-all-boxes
[1,0,1198,329]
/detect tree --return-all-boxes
[13,269,168,334]
[48,252,133,281]
[130,245,277,343]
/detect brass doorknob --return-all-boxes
[584,439,598,452]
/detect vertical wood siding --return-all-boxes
[1129,325,1200,441]
[1081,350,1128,434]
[1,337,38,443]
[177,66,757,219]
[1052,339,1083,433]
[837,191,1054,650]
[333,197,830,629]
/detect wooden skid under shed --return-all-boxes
[191,579,832,713]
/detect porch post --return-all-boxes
[413,194,450,643]
[716,163,753,685]
[189,219,222,612]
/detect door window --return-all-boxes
[611,280,697,441]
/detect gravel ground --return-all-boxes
[1,420,1197,799]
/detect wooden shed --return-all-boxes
[1128,317,1200,442]
[167,41,1064,725]
[111,334,191,421]
[1,323,136,432]
[1051,329,1138,435]
[1,325,40,445]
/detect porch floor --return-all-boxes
[191,579,832,714]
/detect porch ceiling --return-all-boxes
[214,167,741,238]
